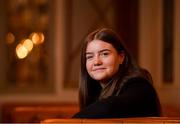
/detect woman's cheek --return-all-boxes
[86,62,92,73]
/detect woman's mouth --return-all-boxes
[93,68,106,71]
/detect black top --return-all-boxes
[73,77,161,118]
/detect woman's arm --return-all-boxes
[72,78,160,118]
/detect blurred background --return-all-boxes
[0,0,180,122]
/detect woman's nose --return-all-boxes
[94,56,102,66]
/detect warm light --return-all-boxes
[22,39,33,52]
[30,32,39,44]
[30,32,45,45]
[16,44,28,59]
[6,32,15,44]
[38,32,45,44]
[30,32,44,45]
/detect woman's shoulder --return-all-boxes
[126,76,152,87]
[126,76,150,83]
[119,75,157,95]
[119,71,154,89]
[122,76,150,85]
[123,68,153,85]
[114,68,155,95]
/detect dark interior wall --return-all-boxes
[63,0,139,88]
[115,0,139,61]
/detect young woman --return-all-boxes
[73,28,161,118]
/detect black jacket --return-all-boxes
[73,77,161,118]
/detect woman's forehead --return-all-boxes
[86,40,115,52]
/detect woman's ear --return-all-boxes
[118,52,125,64]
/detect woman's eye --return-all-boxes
[101,52,109,57]
[86,55,93,60]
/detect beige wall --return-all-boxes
[139,0,180,109]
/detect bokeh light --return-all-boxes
[30,32,45,45]
[6,32,15,44]
[22,39,33,52]
[16,43,28,59]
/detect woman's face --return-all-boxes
[86,40,124,82]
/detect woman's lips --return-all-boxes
[93,68,106,71]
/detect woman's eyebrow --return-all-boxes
[86,49,111,54]
[99,49,111,53]
[85,52,93,55]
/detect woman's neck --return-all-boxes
[100,78,112,89]
[99,71,121,89]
